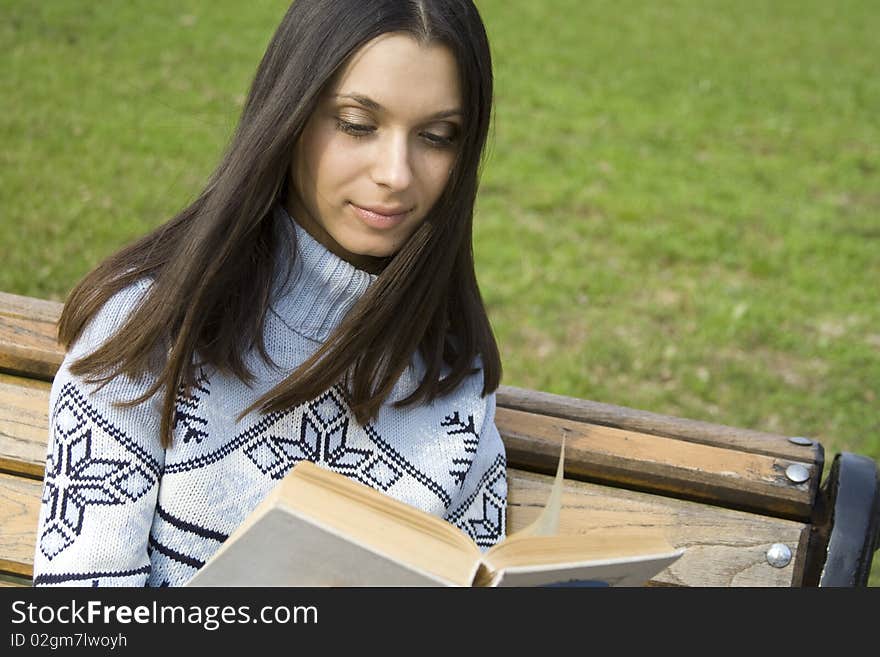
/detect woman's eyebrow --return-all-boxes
[334,93,462,120]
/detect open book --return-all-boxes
[186,443,684,587]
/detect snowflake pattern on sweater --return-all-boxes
[32,207,508,587]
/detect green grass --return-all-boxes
[2,0,878,585]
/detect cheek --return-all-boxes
[420,153,455,200]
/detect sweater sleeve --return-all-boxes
[442,391,508,551]
[32,280,166,586]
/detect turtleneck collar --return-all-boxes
[269,204,378,342]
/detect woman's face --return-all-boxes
[288,33,462,272]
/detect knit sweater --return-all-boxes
[32,206,508,586]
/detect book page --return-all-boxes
[483,529,681,570]
[481,437,685,586]
[503,437,566,540]
[488,550,685,587]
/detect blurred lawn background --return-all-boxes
[2,1,878,584]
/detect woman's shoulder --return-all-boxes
[67,277,155,358]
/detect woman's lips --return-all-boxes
[350,203,411,229]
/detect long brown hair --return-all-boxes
[59,0,501,448]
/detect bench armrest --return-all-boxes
[815,452,880,586]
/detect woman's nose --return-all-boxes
[371,132,413,191]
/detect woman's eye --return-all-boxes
[420,131,456,148]
[336,119,375,138]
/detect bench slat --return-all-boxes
[0,293,62,382]
[1,373,819,521]
[0,374,50,478]
[1,468,807,587]
[498,385,823,462]
[0,292,64,324]
[0,575,31,587]
[497,407,818,521]
[0,313,62,381]
[0,473,41,578]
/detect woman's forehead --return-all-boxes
[327,33,462,120]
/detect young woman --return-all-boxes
[32,0,507,587]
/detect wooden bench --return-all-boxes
[1,290,878,587]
